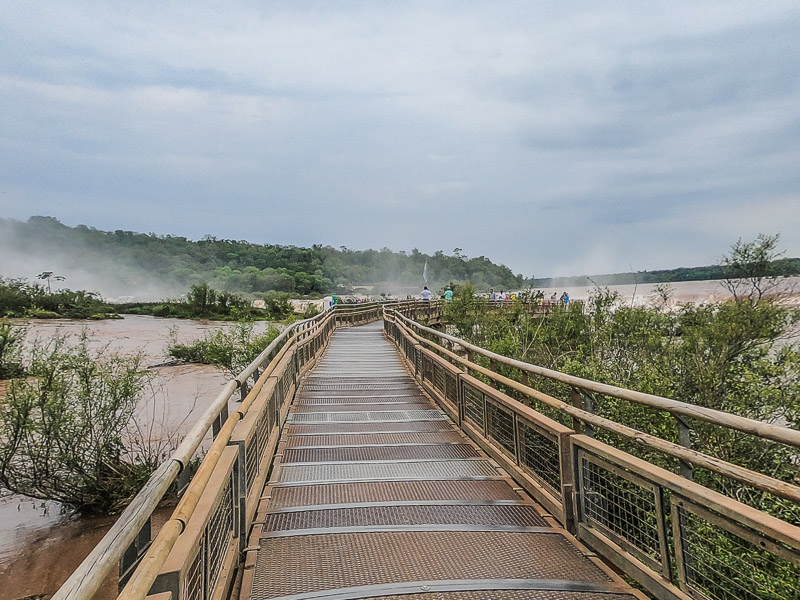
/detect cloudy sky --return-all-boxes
[1,1,799,278]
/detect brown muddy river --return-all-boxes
[0,315,275,599]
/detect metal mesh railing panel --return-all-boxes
[245,435,258,491]
[256,397,271,456]
[445,371,458,406]
[462,383,485,431]
[487,401,516,458]
[272,381,284,426]
[676,504,800,600]
[184,544,204,600]
[434,362,445,395]
[579,454,662,566]
[205,477,234,594]
[518,422,562,499]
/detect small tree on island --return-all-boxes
[720,233,791,304]
[36,271,65,293]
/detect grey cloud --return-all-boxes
[1,1,799,279]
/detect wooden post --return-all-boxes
[569,387,583,434]
[676,416,694,480]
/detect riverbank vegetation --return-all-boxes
[167,322,281,375]
[0,277,120,319]
[115,284,316,322]
[534,233,800,288]
[0,329,152,514]
[0,316,290,514]
[443,236,800,523]
[117,283,263,321]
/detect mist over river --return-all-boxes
[534,276,800,308]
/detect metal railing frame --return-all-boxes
[384,303,800,600]
[52,302,384,600]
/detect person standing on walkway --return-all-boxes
[421,286,432,301]
[444,287,453,302]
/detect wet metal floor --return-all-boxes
[245,322,640,600]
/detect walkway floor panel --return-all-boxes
[246,322,639,600]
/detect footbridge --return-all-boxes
[53,302,800,600]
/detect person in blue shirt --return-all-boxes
[444,287,453,302]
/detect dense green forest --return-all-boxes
[0,217,525,296]
[2,217,798,299]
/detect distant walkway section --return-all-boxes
[241,321,642,600]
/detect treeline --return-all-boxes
[0,217,525,296]
[117,285,317,321]
[535,259,800,288]
[0,277,119,319]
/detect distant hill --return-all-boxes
[0,216,524,298]
[534,260,800,288]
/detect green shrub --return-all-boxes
[168,323,280,376]
[302,303,321,319]
[0,334,151,514]
[263,291,293,319]
[0,320,24,378]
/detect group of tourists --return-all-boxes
[420,286,453,302]
[488,288,570,305]
[419,286,571,305]
[488,289,513,301]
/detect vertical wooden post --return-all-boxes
[569,387,583,434]
[676,416,693,480]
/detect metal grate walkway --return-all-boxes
[243,322,641,600]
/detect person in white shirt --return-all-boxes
[421,286,432,301]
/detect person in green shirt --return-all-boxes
[444,287,453,302]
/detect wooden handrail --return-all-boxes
[392,316,800,504]
[52,309,334,600]
[387,307,800,449]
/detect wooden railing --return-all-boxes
[52,303,384,600]
[384,302,800,600]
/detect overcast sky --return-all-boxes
[1,1,799,278]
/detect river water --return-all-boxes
[534,275,800,307]
[0,315,275,599]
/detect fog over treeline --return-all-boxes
[0,217,525,300]
[0,217,182,301]
[5,217,798,302]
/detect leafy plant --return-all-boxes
[0,320,24,378]
[0,334,151,514]
[263,291,294,319]
[168,322,280,376]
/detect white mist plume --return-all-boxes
[0,220,182,301]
